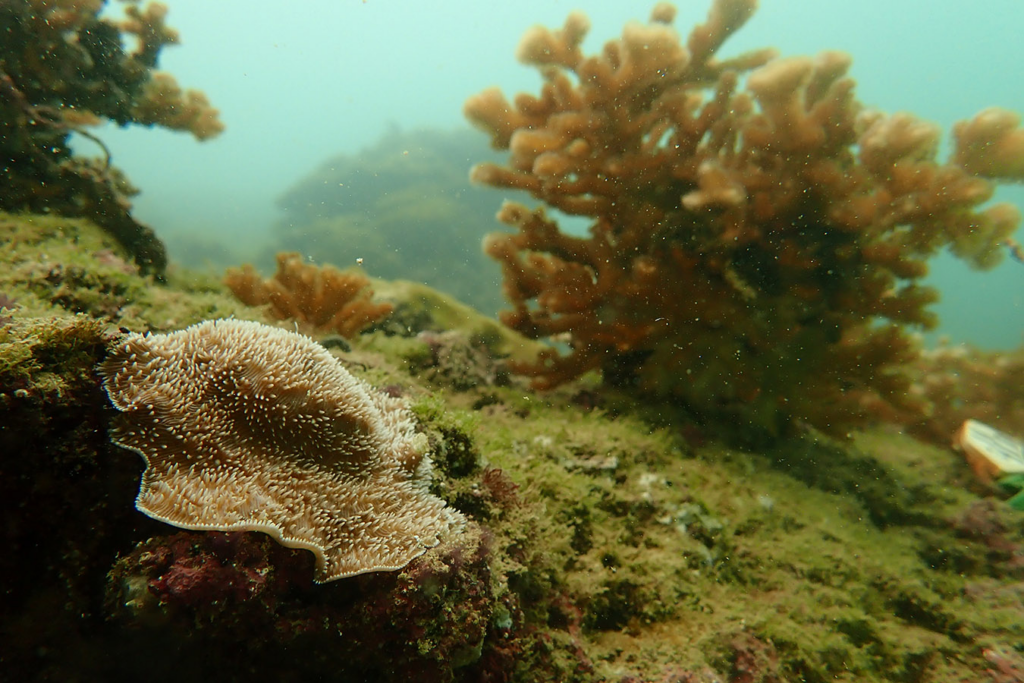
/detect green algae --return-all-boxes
[0,212,260,332]
[2,213,1022,682]
[406,368,1023,680]
[373,278,542,363]
[0,314,108,398]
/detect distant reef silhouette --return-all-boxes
[270,126,512,316]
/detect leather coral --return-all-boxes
[99,319,464,582]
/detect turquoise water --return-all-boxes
[91,0,1023,348]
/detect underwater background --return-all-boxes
[89,0,1023,347]
[4,0,1024,681]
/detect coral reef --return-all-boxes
[465,0,1024,438]
[99,318,465,581]
[0,0,222,275]
[2,223,1024,682]
[271,127,510,316]
[225,251,394,338]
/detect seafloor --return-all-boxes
[0,212,1022,683]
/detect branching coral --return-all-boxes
[466,0,1024,437]
[225,252,394,338]
[0,0,223,275]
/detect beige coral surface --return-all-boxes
[99,318,464,581]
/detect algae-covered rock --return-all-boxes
[0,212,259,331]
[1,214,1022,683]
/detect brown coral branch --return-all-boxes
[907,343,1024,446]
[952,108,1024,180]
[120,1,180,67]
[131,72,224,141]
[225,252,394,338]
[1006,237,1024,264]
[686,0,757,67]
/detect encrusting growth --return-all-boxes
[98,319,464,582]
[225,252,393,338]
[465,0,1024,436]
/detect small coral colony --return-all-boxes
[2,0,1023,669]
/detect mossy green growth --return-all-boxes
[373,279,542,364]
[412,394,483,482]
[0,314,108,398]
[0,212,261,332]
[452,377,1024,682]
[3,216,1021,682]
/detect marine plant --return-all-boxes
[466,0,1024,438]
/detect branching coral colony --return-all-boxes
[0,0,223,275]
[225,252,394,338]
[466,0,1024,437]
